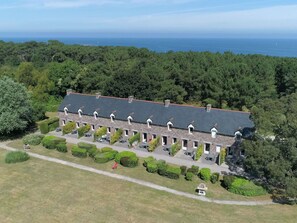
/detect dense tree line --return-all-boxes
[1,40,297,201]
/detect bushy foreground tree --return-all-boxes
[0,77,33,135]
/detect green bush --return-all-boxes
[148,136,160,152]
[228,177,267,196]
[210,172,220,184]
[187,165,199,175]
[77,142,96,151]
[42,136,66,150]
[71,145,87,158]
[39,117,59,134]
[143,156,156,167]
[5,151,30,163]
[110,129,123,144]
[128,132,140,146]
[88,147,99,158]
[94,127,107,141]
[194,144,203,161]
[219,148,227,165]
[164,166,181,179]
[157,160,168,176]
[77,124,91,138]
[101,147,113,153]
[56,143,67,153]
[180,166,187,175]
[115,151,137,163]
[39,121,49,134]
[223,175,237,189]
[199,168,211,181]
[94,150,118,163]
[22,134,44,145]
[185,172,194,181]
[170,142,181,156]
[146,161,158,173]
[120,156,138,168]
[63,122,76,135]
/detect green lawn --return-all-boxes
[0,149,297,223]
[8,140,270,201]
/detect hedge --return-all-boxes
[148,136,160,152]
[187,165,199,175]
[110,129,123,144]
[78,124,91,138]
[146,161,158,173]
[228,177,267,196]
[164,165,181,179]
[63,122,76,135]
[199,168,211,181]
[71,145,87,158]
[120,156,138,168]
[77,142,96,151]
[88,147,99,158]
[128,132,140,146]
[170,142,181,156]
[39,117,59,134]
[180,166,187,175]
[94,127,107,141]
[219,148,227,165]
[194,144,203,161]
[210,172,220,184]
[94,150,118,163]
[223,175,237,189]
[115,151,137,163]
[157,160,168,176]
[5,151,30,163]
[185,172,194,181]
[56,143,68,153]
[22,134,44,145]
[42,136,66,150]
[101,147,113,153]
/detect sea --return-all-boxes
[2,37,297,58]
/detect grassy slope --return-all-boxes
[0,149,297,223]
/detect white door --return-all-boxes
[204,143,210,154]
[182,140,188,150]
[216,145,221,153]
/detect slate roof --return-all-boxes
[58,93,254,137]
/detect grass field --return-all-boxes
[8,139,271,201]
[0,149,297,223]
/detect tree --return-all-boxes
[0,77,33,135]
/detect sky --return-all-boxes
[1,0,297,38]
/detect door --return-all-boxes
[204,143,210,154]
[142,133,147,142]
[182,139,188,150]
[216,145,221,153]
[162,136,167,146]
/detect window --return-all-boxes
[115,128,119,131]
[193,141,198,148]
[235,131,242,141]
[91,124,95,131]
[62,120,66,126]
[83,123,87,126]
[124,130,129,136]
[110,114,115,122]
[240,149,245,157]
[78,109,83,118]
[127,116,133,125]
[64,107,68,116]
[133,131,138,136]
[107,127,111,133]
[167,121,173,131]
[76,122,80,128]
[188,124,194,134]
[211,128,218,138]
[172,137,177,144]
[147,118,152,128]
[93,111,98,120]
[227,146,233,156]
[152,134,157,139]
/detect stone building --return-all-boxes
[58,90,254,156]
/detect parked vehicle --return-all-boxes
[71,130,78,134]
[139,142,149,149]
[55,127,62,132]
[84,132,92,137]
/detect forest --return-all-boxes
[0,40,297,201]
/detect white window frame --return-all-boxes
[91,124,95,131]
[64,107,68,116]
[193,141,198,148]
[62,120,66,126]
[147,118,152,128]
[107,127,111,133]
[93,111,99,120]
[211,127,218,138]
[124,129,129,137]
[110,113,115,122]
[76,122,80,128]
[127,116,133,125]
[167,121,173,131]
[78,109,83,118]
[188,124,194,134]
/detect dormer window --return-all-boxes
[211,127,218,138]
[147,118,152,128]
[110,113,115,122]
[78,109,83,118]
[93,111,99,120]
[127,116,133,125]
[64,107,68,116]
[188,124,194,134]
[235,131,242,141]
[167,121,173,131]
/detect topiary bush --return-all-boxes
[5,151,30,163]
[194,144,203,161]
[42,136,66,150]
[143,156,156,167]
[101,147,113,153]
[219,148,227,165]
[223,175,237,189]
[164,165,181,179]
[199,168,211,181]
[128,132,140,146]
[39,121,49,134]
[39,117,59,134]
[110,129,123,144]
[228,177,267,196]
[56,143,67,153]
[187,165,199,175]
[210,172,220,184]
[94,127,107,141]
[94,150,118,163]
[22,134,44,145]
[170,142,181,156]
[120,156,139,168]
[71,145,87,158]
[77,124,91,138]
[62,122,76,135]
[88,147,99,158]
[115,151,137,163]
[146,161,158,173]
[77,142,96,151]
[148,136,160,152]
[180,165,187,175]
[185,172,194,181]
[157,160,168,176]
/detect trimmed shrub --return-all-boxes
[71,145,87,158]
[164,166,181,179]
[120,156,138,168]
[199,168,211,181]
[219,148,227,165]
[194,144,203,161]
[228,177,267,196]
[62,122,76,135]
[39,121,49,134]
[210,172,220,184]
[223,175,237,189]
[180,165,187,175]
[128,132,140,146]
[22,134,44,145]
[110,129,123,144]
[42,136,66,150]
[143,156,156,167]
[88,147,99,158]
[101,147,113,153]
[94,127,107,141]
[77,142,96,151]
[148,136,160,152]
[5,151,30,163]
[39,117,59,134]
[115,151,137,163]
[185,172,194,181]
[146,161,158,173]
[77,124,91,138]
[56,143,67,153]
[157,160,168,176]
[187,165,199,175]
[94,150,118,163]
[170,142,181,156]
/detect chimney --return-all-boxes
[128,96,134,103]
[95,92,101,99]
[206,104,212,112]
[165,99,170,107]
[66,89,73,95]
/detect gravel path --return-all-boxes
[0,142,274,206]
